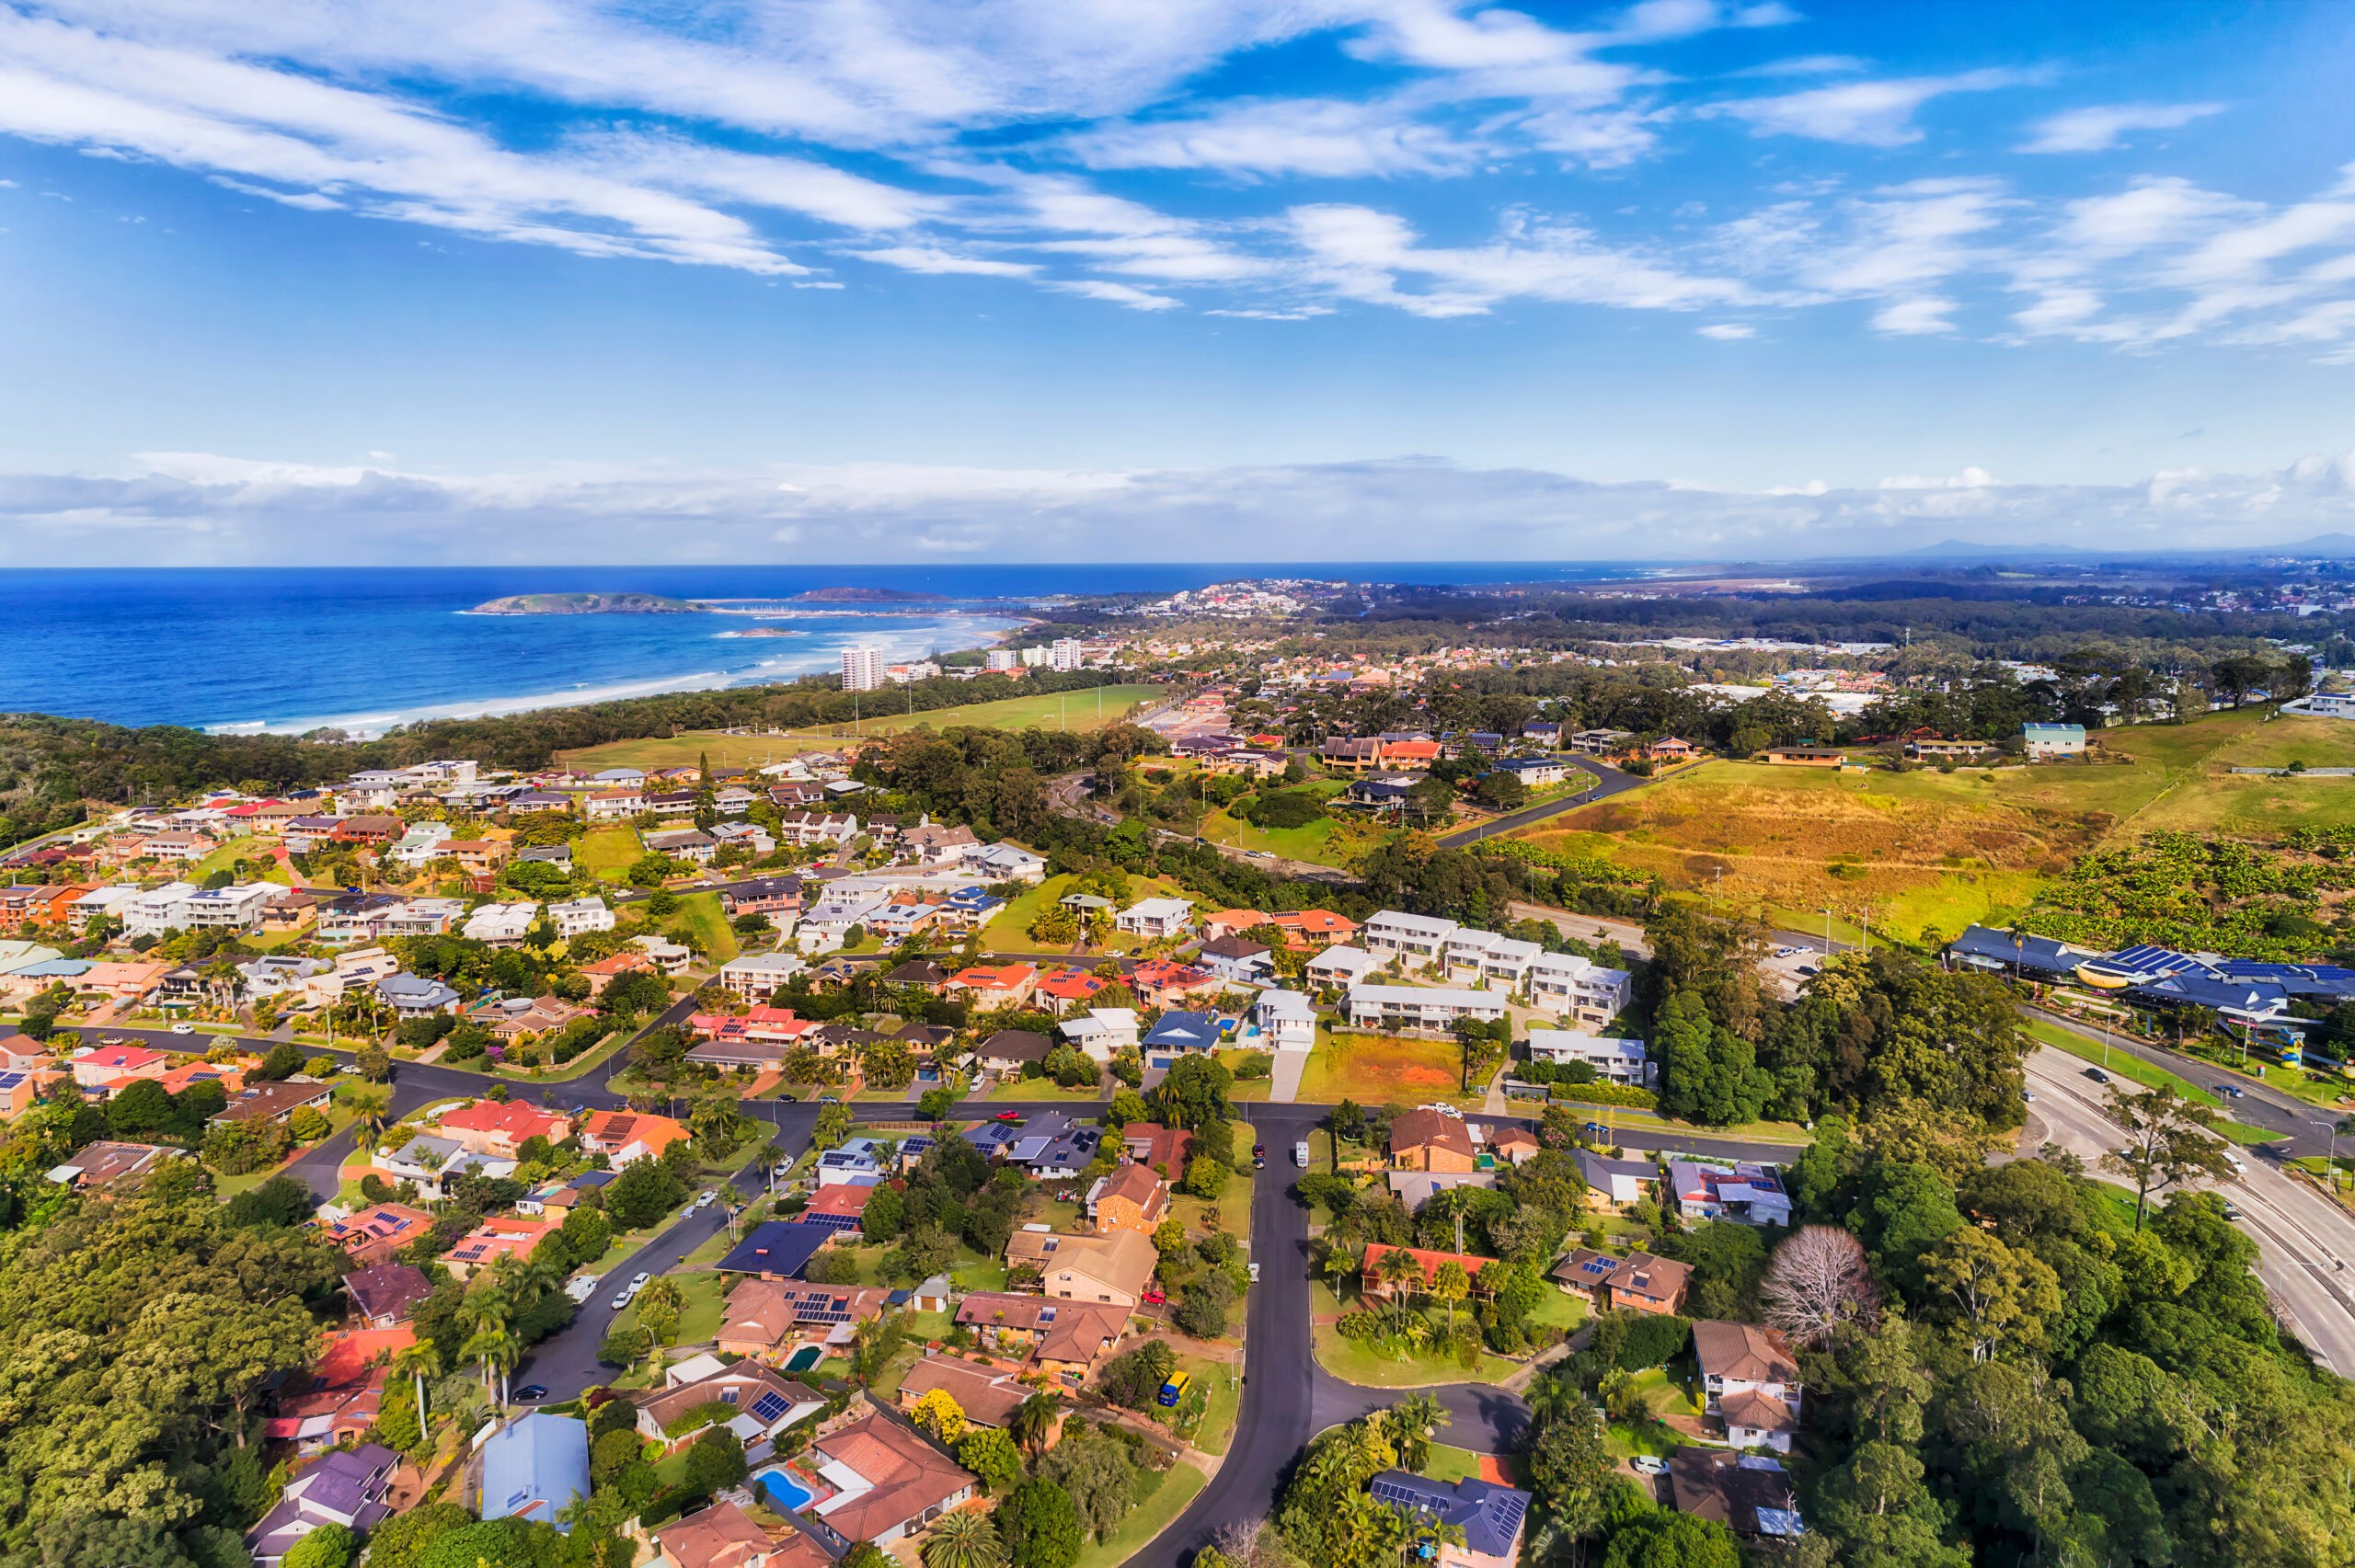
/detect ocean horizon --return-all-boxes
[0,563,1651,735]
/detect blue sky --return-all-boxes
[4,0,2355,563]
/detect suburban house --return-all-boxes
[547,895,615,937]
[462,901,540,945]
[947,963,1037,1007]
[1762,745,1847,768]
[1575,1151,1661,1211]
[585,787,646,820]
[721,876,804,920]
[633,1359,825,1459]
[1307,945,1383,986]
[2022,722,2088,760]
[1059,1006,1140,1061]
[1360,1242,1491,1301]
[717,1277,893,1358]
[1085,1163,1171,1235]
[795,1408,979,1550]
[1668,1450,1806,1542]
[718,952,810,1001]
[1005,1226,1157,1307]
[377,1134,515,1199]
[1114,897,1195,939]
[1127,958,1221,1007]
[440,1098,571,1157]
[339,1264,431,1331]
[1250,989,1318,1051]
[244,1444,398,1568]
[718,1220,838,1281]
[480,1412,591,1529]
[1525,1030,1654,1085]
[1388,1108,1478,1172]
[516,1169,615,1217]
[1440,929,1545,991]
[578,1109,690,1165]
[580,950,656,997]
[954,1292,1133,1383]
[654,1501,779,1568]
[320,1202,436,1265]
[1550,1249,1690,1315]
[1196,933,1275,984]
[1141,1009,1222,1067]
[1694,1320,1804,1451]
[1668,1161,1792,1227]
[897,1356,1032,1429]
[442,1215,553,1277]
[212,1079,336,1127]
[377,972,463,1018]
[265,1326,406,1455]
[1119,1122,1193,1173]
[975,1029,1054,1076]
[1345,983,1507,1035]
[1365,1471,1534,1568]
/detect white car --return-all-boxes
[1293,1141,1311,1168]
[170,1023,195,1036]
[696,1190,718,1208]
[1630,1456,1668,1476]
[564,1275,601,1304]
[629,1271,652,1289]
[1247,1262,1261,1283]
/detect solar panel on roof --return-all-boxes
[1580,1259,1613,1275]
[749,1391,793,1424]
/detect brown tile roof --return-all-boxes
[1034,1302,1131,1367]
[655,1500,774,1568]
[1119,1123,1192,1172]
[1388,1108,1475,1161]
[898,1357,1029,1428]
[1610,1252,1691,1303]
[1094,1163,1167,1216]
[1718,1387,1797,1433]
[636,1366,822,1434]
[1692,1320,1799,1384]
[808,1411,974,1542]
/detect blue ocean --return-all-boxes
[0,564,1642,734]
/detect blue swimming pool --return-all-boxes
[786,1345,823,1372]
[757,1469,816,1513]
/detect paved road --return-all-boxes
[2025,1005,2345,1161]
[1436,757,1644,848]
[2021,1047,2355,1374]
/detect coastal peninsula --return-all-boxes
[468,591,699,615]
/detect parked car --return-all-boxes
[1293,1141,1310,1168]
[170,1023,194,1036]
[1143,1287,1166,1306]
[563,1275,601,1304]
[994,1110,1023,1122]
[1247,1262,1260,1283]
[1630,1456,1669,1476]
[696,1190,718,1208]
[513,1383,548,1402]
[1252,1144,1267,1169]
[2085,1068,2109,1084]
[2024,1090,2037,1103]
[2222,1200,2243,1220]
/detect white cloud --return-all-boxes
[2020,101,2224,155]
[1067,97,1484,178]
[1044,279,1183,310]
[1697,322,1754,338]
[12,446,2355,565]
[1707,68,2029,147]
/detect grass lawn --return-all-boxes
[1421,1444,1521,1486]
[190,835,278,883]
[1171,1166,1251,1242]
[1504,709,2319,948]
[980,871,1191,954]
[611,1269,729,1345]
[1072,1461,1205,1568]
[579,827,642,884]
[1524,1288,1585,1333]
[952,1256,1009,1294]
[1198,804,1358,869]
[1178,1354,1244,1455]
[987,1076,1104,1103]
[558,688,1171,773]
[1308,1284,1520,1388]
[1297,1028,1481,1109]
[671,891,741,966]
[2026,1020,2285,1139]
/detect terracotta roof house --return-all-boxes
[265,1326,409,1454]
[947,964,1037,1007]
[716,1277,892,1358]
[952,1293,1132,1384]
[656,1500,778,1568]
[634,1362,825,1457]
[437,1097,571,1156]
[1693,1320,1803,1451]
[343,1263,434,1327]
[442,1215,553,1278]
[798,1407,978,1547]
[802,1182,878,1233]
[1086,1163,1170,1236]
[212,1079,336,1126]
[1550,1249,1689,1316]
[318,1202,436,1265]
[1119,1122,1193,1173]
[896,1356,1032,1429]
[1388,1108,1477,1173]
[1488,1126,1541,1165]
[578,1108,690,1164]
[1004,1226,1157,1307]
[580,948,656,997]
[1360,1242,1493,1301]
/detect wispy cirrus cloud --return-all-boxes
[2020,100,2225,154]
[1704,67,2034,147]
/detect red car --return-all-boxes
[1142,1287,1166,1305]
[994,1110,1023,1122]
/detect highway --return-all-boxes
[2020,1047,2355,1374]
[2025,1004,2345,1161]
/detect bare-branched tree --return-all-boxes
[1760,1223,1878,1346]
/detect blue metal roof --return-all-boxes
[1367,1471,1531,1560]
[718,1220,833,1278]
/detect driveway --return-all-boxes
[1436,757,1646,848]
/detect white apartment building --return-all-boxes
[379,898,465,938]
[717,950,808,1000]
[1361,910,1459,967]
[1441,929,1545,990]
[1525,953,1636,1027]
[1526,1029,1654,1085]
[1019,645,1051,668]
[841,647,885,692]
[460,901,540,946]
[1051,638,1086,672]
[547,895,615,938]
[986,648,1019,671]
[1306,944,1383,986]
[1345,983,1508,1036]
[123,881,274,937]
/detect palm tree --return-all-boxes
[1385,1393,1447,1471]
[1320,1242,1360,1298]
[343,1082,393,1148]
[1429,1261,1470,1333]
[1373,1245,1423,1304]
[462,1322,521,1409]
[922,1511,1005,1568]
[456,1286,511,1338]
[389,1340,441,1448]
[1011,1394,1059,1457]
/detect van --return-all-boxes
[1293,1142,1311,1168]
[1157,1371,1192,1409]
